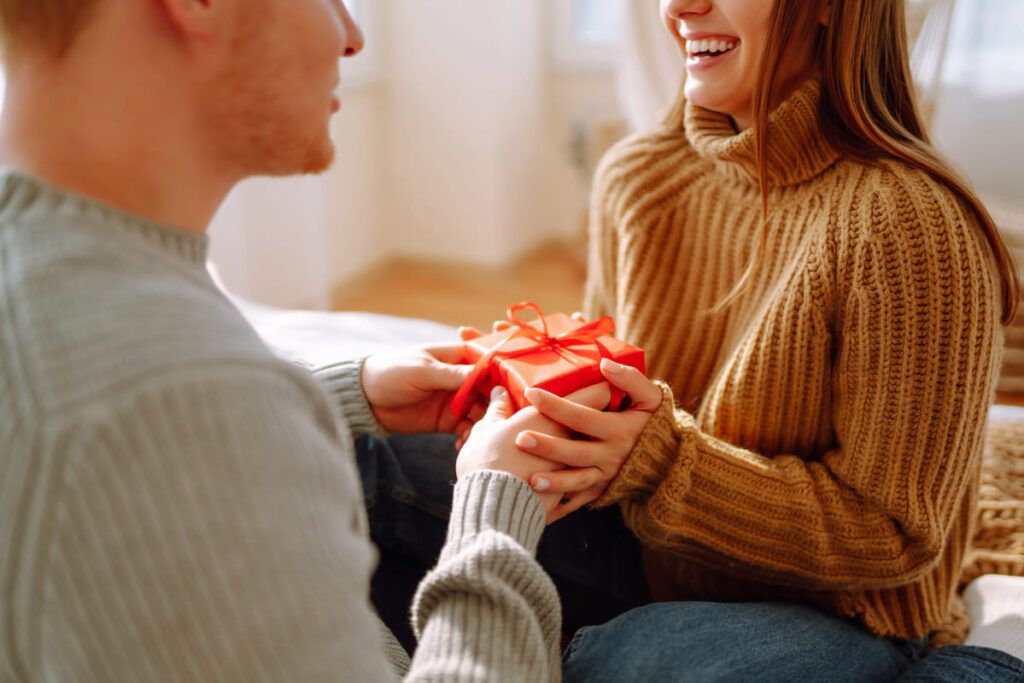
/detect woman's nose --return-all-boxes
[339,2,365,57]
[662,0,713,21]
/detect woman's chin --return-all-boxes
[683,83,732,116]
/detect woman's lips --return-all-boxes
[683,36,740,71]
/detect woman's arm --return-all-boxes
[522,181,1003,592]
[599,186,1002,590]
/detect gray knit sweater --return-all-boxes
[0,172,561,682]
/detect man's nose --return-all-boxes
[339,2,365,57]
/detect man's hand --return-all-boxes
[361,344,485,435]
[458,383,611,523]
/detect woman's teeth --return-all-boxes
[686,38,738,59]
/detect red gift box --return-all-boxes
[450,302,646,417]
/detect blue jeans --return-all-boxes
[357,434,1024,681]
[355,433,650,653]
[896,646,1024,682]
[561,601,1024,682]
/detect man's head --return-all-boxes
[0,0,364,178]
[198,0,364,176]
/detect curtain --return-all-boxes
[616,0,683,131]
[907,0,956,123]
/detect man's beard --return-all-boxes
[252,133,335,178]
[212,94,336,178]
[207,33,336,178]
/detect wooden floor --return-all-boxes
[332,241,587,332]
[997,391,1024,407]
[331,242,1024,408]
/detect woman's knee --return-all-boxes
[562,601,910,683]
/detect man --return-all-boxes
[0,0,604,679]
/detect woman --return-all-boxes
[513,0,1024,679]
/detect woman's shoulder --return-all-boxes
[867,155,960,199]
[830,156,995,285]
[830,156,977,243]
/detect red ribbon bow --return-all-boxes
[450,302,624,418]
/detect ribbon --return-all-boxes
[450,302,625,418]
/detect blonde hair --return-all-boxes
[0,0,98,58]
[708,0,1019,324]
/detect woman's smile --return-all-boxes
[684,36,741,71]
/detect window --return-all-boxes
[552,0,623,71]
[347,0,363,25]
[943,0,1024,95]
[571,0,621,44]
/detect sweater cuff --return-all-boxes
[594,381,691,507]
[312,358,387,439]
[443,471,546,559]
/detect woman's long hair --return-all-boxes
[703,0,1020,324]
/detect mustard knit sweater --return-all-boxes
[585,79,1004,641]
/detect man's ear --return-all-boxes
[154,0,219,39]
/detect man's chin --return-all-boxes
[300,142,336,176]
[255,143,335,178]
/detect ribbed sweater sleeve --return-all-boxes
[410,471,561,682]
[313,357,388,438]
[38,364,399,682]
[35,363,560,682]
[595,181,1003,591]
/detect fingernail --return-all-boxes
[602,359,623,373]
[491,386,505,400]
[533,477,550,491]
[517,434,537,449]
[524,388,539,402]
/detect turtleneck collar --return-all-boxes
[0,170,209,267]
[684,78,840,188]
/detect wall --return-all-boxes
[541,70,622,247]
[931,89,1024,206]
[383,0,548,266]
[208,86,384,309]
[208,1,622,310]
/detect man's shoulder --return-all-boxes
[1,221,288,423]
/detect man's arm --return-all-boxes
[313,356,389,438]
[410,471,561,682]
[39,363,399,681]
[316,344,477,438]
[38,361,562,682]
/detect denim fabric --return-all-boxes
[561,601,1024,682]
[355,433,650,653]
[356,434,1024,682]
[561,601,928,682]
[895,645,1024,682]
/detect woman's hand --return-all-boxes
[516,358,663,523]
[458,383,612,522]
